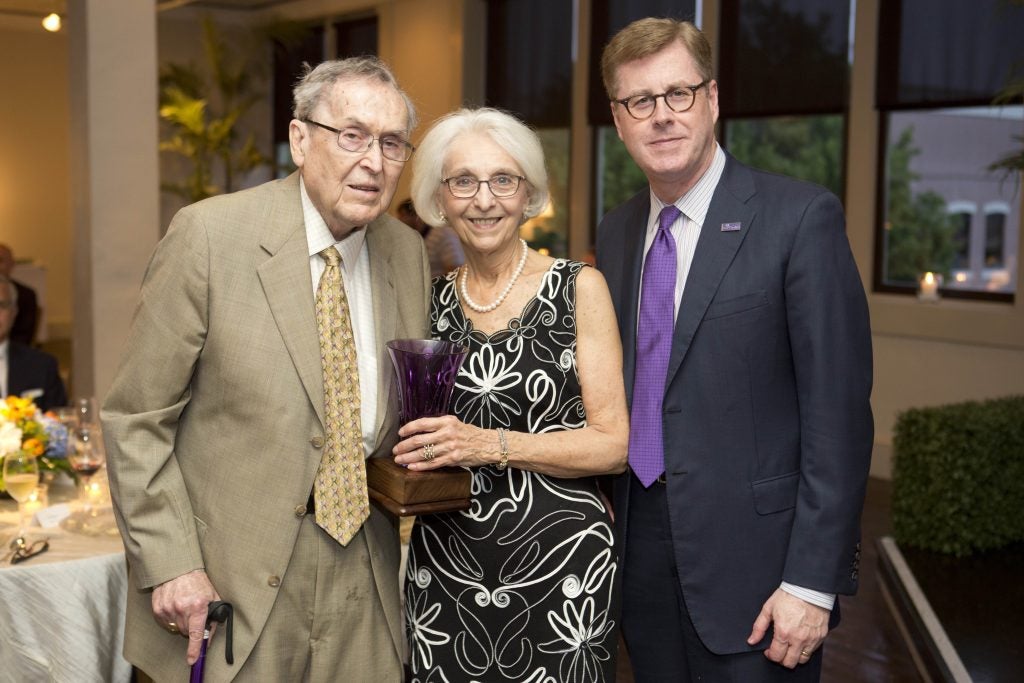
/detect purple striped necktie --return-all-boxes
[628,204,681,487]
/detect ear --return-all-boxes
[611,102,625,141]
[289,119,308,168]
[707,80,720,125]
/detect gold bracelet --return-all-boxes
[495,428,509,470]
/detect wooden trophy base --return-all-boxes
[366,457,472,517]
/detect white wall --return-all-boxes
[0,22,72,335]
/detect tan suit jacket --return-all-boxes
[102,172,430,680]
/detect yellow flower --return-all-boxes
[2,396,34,422]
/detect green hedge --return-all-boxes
[892,395,1024,557]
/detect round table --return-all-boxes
[0,476,131,683]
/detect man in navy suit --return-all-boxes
[1,275,66,411]
[595,18,873,682]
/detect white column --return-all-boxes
[68,0,160,400]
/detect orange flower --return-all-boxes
[22,438,45,456]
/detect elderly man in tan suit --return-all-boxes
[102,57,430,681]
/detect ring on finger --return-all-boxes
[422,443,436,461]
[800,649,812,657]
[166,621,179,635]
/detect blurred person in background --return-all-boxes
[0,244,39,346]
[0,275,66,410]
[397,196,465,278]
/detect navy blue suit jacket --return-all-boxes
[10,280,39,345]
[7,342,67,411]
[596,153,873,654]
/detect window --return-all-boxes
[485,0,572,255]
[589,0,698,224]
[946,201,976,273]
[273,24,325,176]
[984,202,1009,270]
[719,0,852,196]
[595,127,649,219]
[271,16,379,178]
[875,0,1023,300]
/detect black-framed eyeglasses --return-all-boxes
[613,81,709,120]
[303,118,415,162]
[441,174,526,199]
[10,537,49,564]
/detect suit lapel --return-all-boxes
[366,217,399,446]
[616,195,651,404]
[665,157,757,383]
[256,175,325,427]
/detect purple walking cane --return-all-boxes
[189,601,234,682]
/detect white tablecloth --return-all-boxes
[0,481,131,683]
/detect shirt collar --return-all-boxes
[300,176,368,266]
[649,142,727,228]
[0,339,8,360]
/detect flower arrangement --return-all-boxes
[0,396,71,493]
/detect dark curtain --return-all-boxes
[272,25,325,145]
[334,16,379,60]
[877,0,1024,109]
[718,0,851,118]
[485,0,573,127]
[588,0,697,126]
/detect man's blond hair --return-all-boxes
[601,18,713,99]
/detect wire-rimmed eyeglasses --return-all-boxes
[441,173,526,199]
[613,81,709,120]
[9,537,49,564]
[303,119,415,162]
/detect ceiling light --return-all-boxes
[42,13,61,32]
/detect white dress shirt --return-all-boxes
[300,178,378,459]
[640,143,726,319]
[638,144,835,612]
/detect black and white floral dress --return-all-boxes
[405,259,620,683]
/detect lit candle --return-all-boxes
[86,481,104,504]
[21,486,48,518]
[918,272,941,302]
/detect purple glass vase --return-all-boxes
[386,339,469,424]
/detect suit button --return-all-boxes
[294,504,307,517]
[310,436,324,448]
[268,575,281,588]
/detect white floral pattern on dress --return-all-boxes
[406,260,620,683]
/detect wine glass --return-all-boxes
[75,397,99,429]
[3,451,40,536]
[68,427,106,510]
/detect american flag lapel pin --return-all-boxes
[720,221,741,232]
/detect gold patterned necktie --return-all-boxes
[314,246,369,545]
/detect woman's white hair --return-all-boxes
[410,108,549,228]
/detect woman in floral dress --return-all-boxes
[392,108,629,683]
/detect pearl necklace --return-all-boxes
[460,239,529,313]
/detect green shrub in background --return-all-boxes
[892,395,1024,557]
